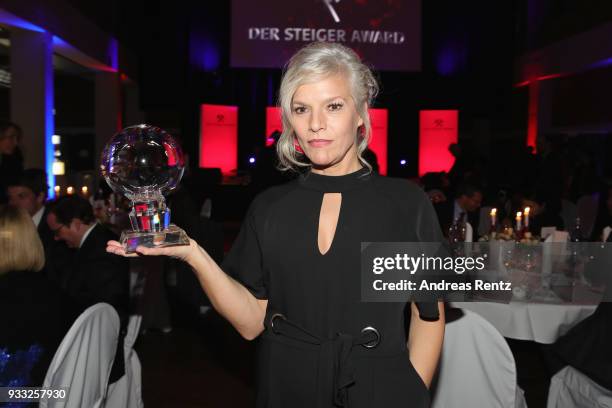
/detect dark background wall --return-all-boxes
[3,0,612,176]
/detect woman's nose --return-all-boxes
[309,109,326,133]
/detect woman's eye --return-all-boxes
[328,103,344,111]
[293,106,307,114]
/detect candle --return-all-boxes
[523,206,530,228]
[81,186,88,196]
[515,211,522,231]
[67,186,74,195]
[54,185,61,196]
[490,208,497,227]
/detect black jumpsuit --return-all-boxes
[222,167,443,408]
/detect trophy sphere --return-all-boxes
[100,124,185,200]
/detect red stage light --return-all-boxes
[265,107,282,146]
[419,110,458,176]
[199,104,238,174]
[368,108,388,175]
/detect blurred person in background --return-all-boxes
[7,169,74,284]
[46,195,129,383]
[591,185,612,241]
[519,191,565,235]
[434,182,483,235]
[0,122,24,204]
[8,169,53,247]
[0,205,76,388]
[46,196,129,323]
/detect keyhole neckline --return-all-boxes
[317,193,342,256]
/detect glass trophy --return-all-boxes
[100,124,190,253]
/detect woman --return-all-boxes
[108,42,445,407]
[0,205,75,389]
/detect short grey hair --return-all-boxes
[276,42,379,172]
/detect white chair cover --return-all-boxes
[464,222,473,243]
[432,309,527,408]
[547,366,612,408]
[104,314,144,408]
[40,303,120,408]
[603,226,611,243]
[541,227,557,240]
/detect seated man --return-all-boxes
[47,195,129,382]
[434,182,483,237]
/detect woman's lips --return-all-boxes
[308,139,332,148]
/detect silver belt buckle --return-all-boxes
[361,326,380,348]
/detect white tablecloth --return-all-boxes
[450,301,597,344]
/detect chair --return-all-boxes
[104,315,144,408]
[465,222,473,242]
[431,309,527,408]
[603,226,611,242]
[40,303,120,408]
[547,366,612,408]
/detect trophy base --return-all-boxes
[121,224,190,253]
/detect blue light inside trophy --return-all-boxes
[100,124,189,253]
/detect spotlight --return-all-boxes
[249,156,256,164]
[400,159,407,166]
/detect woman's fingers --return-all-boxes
[106,245,139,257]
[106,240,139,257]
[107,240,122,247]
[106,240,192,260]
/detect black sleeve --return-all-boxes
[413,186,446,321]
[221,200,267,299]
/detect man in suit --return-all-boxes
[46,195,129,383]
[7,169,73,280]
[7,169,52,243]
[434,182,483,237]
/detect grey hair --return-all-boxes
[276,42,379,172]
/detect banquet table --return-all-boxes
[449,301,597,344]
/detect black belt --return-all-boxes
[266,311,380,408]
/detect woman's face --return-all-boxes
[0,127,18,155]
[290,74,364,171]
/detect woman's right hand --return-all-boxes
[106,238,199,263]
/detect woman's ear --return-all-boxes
[358,102,368,128]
